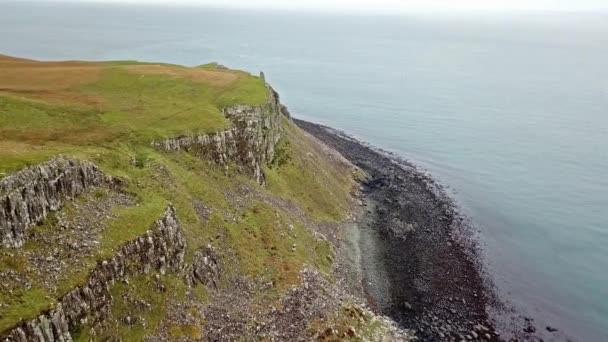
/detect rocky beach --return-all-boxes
[296,119,502,341]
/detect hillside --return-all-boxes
[0,55,411,341]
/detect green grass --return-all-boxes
[0,56,358,338]
[197,62,222,69]
[80,68,228,143]
[265,118,354,222]
[106,274,180,340]
[74,272,190,341]
[168,324,203,340]
[0,96,103,132]
[92,68,266,139]
[311,305,386,342]
[100,196,167,257]
[225,201,333,291]
[0,144,236,332]
[0,58,267,173]
[0,288,54,333]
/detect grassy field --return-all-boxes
[0,55,356,339]
[0,55,267,173]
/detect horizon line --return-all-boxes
[5,0,608,15]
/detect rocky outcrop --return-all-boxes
[153,85,287,185]
[0,157,115,248]
[186,245,221,290]
[1,206,186,342]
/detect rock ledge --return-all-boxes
[1,206,186,342]
[0,157,114,248]
[152,86,286,185]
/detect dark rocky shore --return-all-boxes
[296,119,501,342]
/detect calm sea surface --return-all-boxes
[1,2,607,340]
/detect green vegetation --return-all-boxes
[73,272,190,341]
[0,288,54,332]
[224,201,333,291]
[265,117,354,222]
[311,305,385,342]
[106,274,185,340]
[0,55,357,339]
[0,56,267,173]
[168,324,203,340]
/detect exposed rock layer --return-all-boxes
[1,206,186,342]
[0,157,113,248]
[153,86,286,185]
[186,245,221,291]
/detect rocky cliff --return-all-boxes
[0,57,415,341]
[0,157,116,248]
[153,86,287,185]
[186,245,221,291]
[1,206,186,342]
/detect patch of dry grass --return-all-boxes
[124,64,240,87]
[0,56,103,106]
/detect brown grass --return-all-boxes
[0,128,114,146]
[0,90,103,107]
[0,56,103,106]
[0,66,101,90]
[0,140,36,155]
[0,55,36,63]
[124,64,239,87]
[0,56,242,106]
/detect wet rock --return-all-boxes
[475,324,489,332]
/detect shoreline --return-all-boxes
[296,119,501,341]
[295,118,580,342]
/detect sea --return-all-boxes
[1,2,607,340]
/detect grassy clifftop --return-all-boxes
[0,54,266,173]
[0,55,371,340]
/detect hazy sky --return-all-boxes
[43,0,608,13]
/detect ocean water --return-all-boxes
[1,2,607,340]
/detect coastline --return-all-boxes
[295,119,501,341]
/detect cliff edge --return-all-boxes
[0,55,412,341]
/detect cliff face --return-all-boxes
[153,86,286,185]
[0,85,286,340]
[2,206,186,342]
[185,244,222,291]
[0,70,408,341]
[0,157,114,248]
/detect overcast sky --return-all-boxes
[43,0,608,13]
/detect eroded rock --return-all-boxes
[1,206,186,341]
[152,85,285,185]
[0,157,117,248]
[187,244,221,290]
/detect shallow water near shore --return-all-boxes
[1,3,607,340]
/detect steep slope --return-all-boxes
[0,55,411,341]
